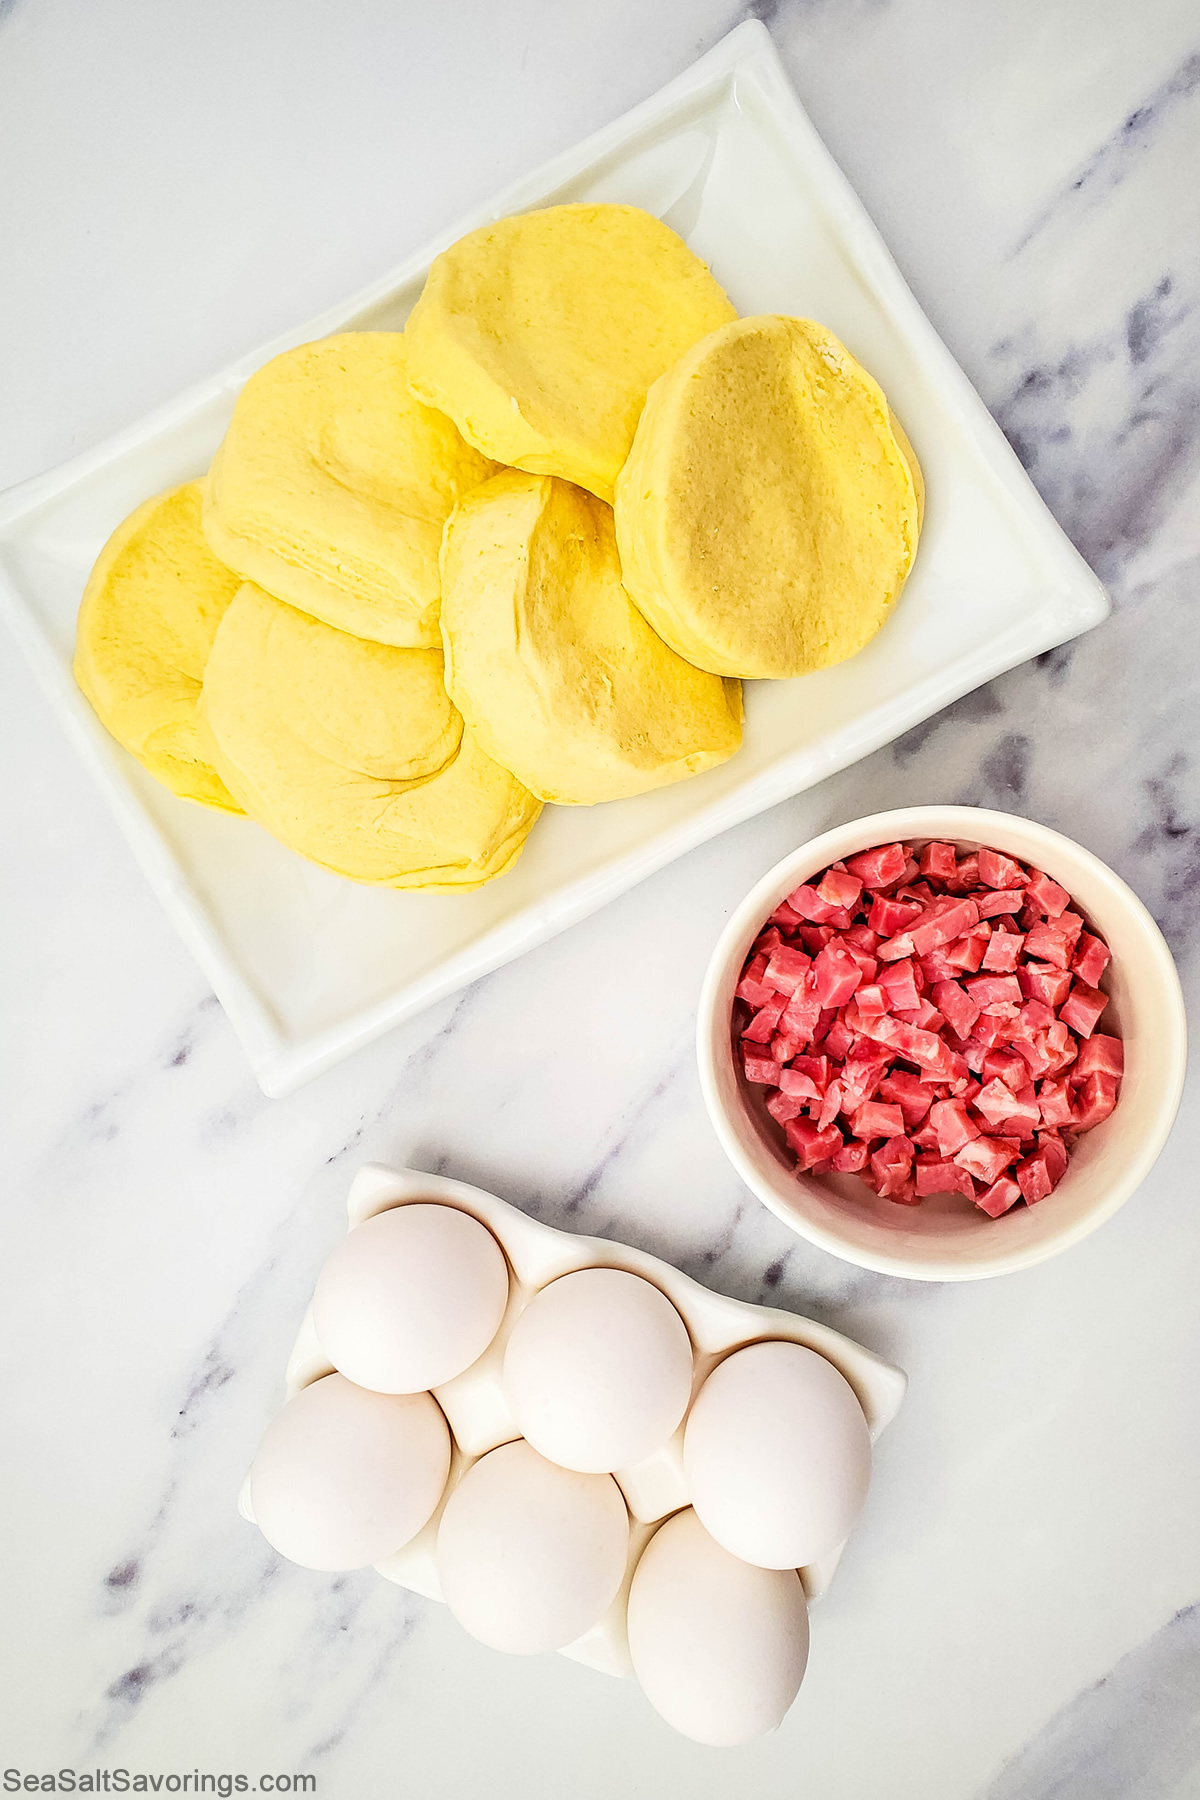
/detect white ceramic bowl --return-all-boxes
[698,806,1187,1280]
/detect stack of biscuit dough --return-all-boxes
[75,204,922,891]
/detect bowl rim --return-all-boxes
[697,805,1188,1280]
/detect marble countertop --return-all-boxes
[2,0,1198,1794]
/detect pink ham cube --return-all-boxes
[1072,1070,1120,1130]
[817,866,864,911]
[914,1157,977,1199]
[763,944,812,995]
[978,848,1028,889]
[919,841,959,883]
[932,979,982,1041]
[743,1049,782,1084]
[870,1134,915,1196]
[1072,932,1112,987]
[1037,1076,1075,1128]
[867,895,923,937]
[982,931,1023,973]
[878,1069,934,1128]
[851,1100,906,1140]
[813,942,864,1008]
[766,1089,807,1124]
[879,957,922,1012]
[944,933,988,974]
[977,887,1025,919]
[845,842,909,888]
[1059,980,1108,1039]
[910,897,982,956]
[975,1175,1022,1217]
[832,1138,871,1174]
[743,993,787,1043]
[1025,870,1070,918]
[785,1117,844,1169]
[954,1135,1020,1185]
[1073,1033,1123,1080]
[929,1096,981,1155]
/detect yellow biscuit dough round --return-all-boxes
[403,204,737,504]
[198,585,540,890]
[613,316,924,680]
[203,333,495,648]
[440,471,743,805]
[73,481,243,811]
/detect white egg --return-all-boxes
[249,1373,450,1570]
[312,1203,509,1394]
[683,1340,871,1569]
[627,1508,809,1745]
[501,1268,694,1473]
[435,1438,630,1653]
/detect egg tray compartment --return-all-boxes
[240,1163,907,1676]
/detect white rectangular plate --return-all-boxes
[0,21,1108,1095]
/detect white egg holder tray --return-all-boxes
[240,1163,907,1677]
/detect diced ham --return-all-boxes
[1059,980,1108,1039]
[1072,932,1112,987]
[786,883,854,927]
[870,1135,915,1198]
[966,973,1024,1006]
[779,978,822,1043]
[736,951,770,1001]
[743,1049,782,1084]
[1015,1151,1055,1205]
[1072,1070,1120,1130]
[945,932,989,974]
[932,979,982,1041]
[818,866,864,910]
[813,942,864,1008]
[878,1068,934,1128]
[1073,1033,1124,1080]
[894,1000,945,1033]
[919,841,959,883]
[982,930,1023,973]
[779,1066,823,1102]
[954,1136,1020,1184]
[947,853,980,892]
[822,1018,856,1061]
[976,887,1025,919]
[867,895,923,937]
[1038,1134,1070,1185]
[915,1156,977,1199]
[975,1175,1022,1217]
[763,944,812,995]
[910,897,981,955]
[982,1048,1028,1091]
[743,994,786,1042]
[1025,870,1071,918]
[929,1096,980,1155]
[878,957,922,1012]
[785,1117,843,1169]
[852,1100,906,1140]
[1037,1076,1075,1128]
[845,842,908,888]
[978,848,1027,889]
[855,983,888,1019]
[1019,961,1073,1008]
[973,1078,1040,1135]
[736,836,1119,1220]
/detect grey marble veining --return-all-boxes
[1,0,1199,1795]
